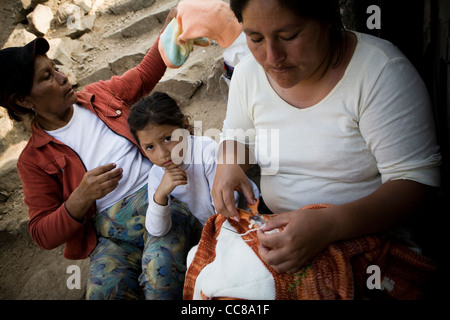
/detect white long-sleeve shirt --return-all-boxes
[145,135,260,237]
[222,31,441,214]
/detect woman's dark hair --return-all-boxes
[1,58,36,122]
[128,91,193,144]
[230,0,347,68]
[1,38,49,124]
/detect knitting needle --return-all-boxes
[221,226,239,234]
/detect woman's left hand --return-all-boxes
[257,207,336,274]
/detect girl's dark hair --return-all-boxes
[128,91,193,144]
[230,0,347,68]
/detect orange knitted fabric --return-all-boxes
[184,204,437,300]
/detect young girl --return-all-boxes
[128,92,259,237]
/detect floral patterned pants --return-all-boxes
[85,184,201,300]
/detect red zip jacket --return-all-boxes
[16,39,166,260]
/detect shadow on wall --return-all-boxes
[342,0,450,300]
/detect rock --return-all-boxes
[77,64,115,88]
[103,1,174,39]
[55,3,82,26]
[74,0,93,14]
[109,52,145,75]
[27,4,54,36]
[55,2,94,32]
[98,0,156,15]
[0,193,8,204]
[20,0,33,10]
[66,14,96,39]
[47,37,78,67]
[0,141,28,196]
[106,12,162,39]
[156,78,203,105]
[155,44,225,104]
[3,24,36,48]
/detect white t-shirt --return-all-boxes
[146,135,260,237]
[222,31,441,214]
[47,104,151,212]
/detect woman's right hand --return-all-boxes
[65,163,123,221]
[212,163,255,221]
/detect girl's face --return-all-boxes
[136,124,188,167]
[241,0,331,89]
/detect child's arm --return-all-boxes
[154,165,187,205]
[146,194,172,237]
[154,164,187,206]
[145,165,187,237]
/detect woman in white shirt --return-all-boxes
[213,0,441,275]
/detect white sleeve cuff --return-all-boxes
[145,196,172,237]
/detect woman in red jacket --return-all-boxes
[0,10,199,300]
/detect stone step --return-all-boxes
[103,0,176,39]
[98,0,156,15]
[74,1,175,88]
[155,44,225,104]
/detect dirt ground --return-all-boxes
[0,0,228,300]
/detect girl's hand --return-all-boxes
[257,207,336,274]
[154,164,187,205]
